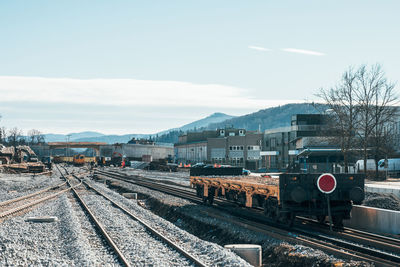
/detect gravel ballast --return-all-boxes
[85,178,253,267]
[0,194,117,266]
[362,192,400,211]
[80,192,196,266]
[0,172,64,202]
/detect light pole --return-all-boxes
[66,134,71,158]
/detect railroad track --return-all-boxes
[60,166,208,267]
[95,168,400,267]
[0,178,72,220]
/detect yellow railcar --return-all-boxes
[73,154,85,166]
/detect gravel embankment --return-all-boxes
[0,194,117,266]
[95,171,371,267]
[362,192,400,211]
[85,178,253,267]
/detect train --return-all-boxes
[53,155,96,165]
[190,167,365,227]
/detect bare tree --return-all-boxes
[0,114,5,144]
[317,67,360,172]
[354,64,398,177]
[28,129,45,144]
[7,127,23,158]
[355,65,380,174]
[0,115,3,144]
[318,64,398,177]
[0,127,6,144]
[370,68,398,177]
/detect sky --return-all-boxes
[0,0,399,135]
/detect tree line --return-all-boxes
[317,64,399,177]
[0,116,45,147]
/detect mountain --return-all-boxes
[44,131,105,142]
[157,112,235,135]
[153,103,324,144]
[42,104,323,145]
[73,134,149,144]
[206,103,324,131]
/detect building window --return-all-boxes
[271,138,277,148]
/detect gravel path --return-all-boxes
[85,178,252,267]
[0,194,116,266]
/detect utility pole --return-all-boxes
[66,134,71,158]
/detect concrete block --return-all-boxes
[344,205,400,235]
[225,244,262,267]
[25,216,58,223]
[122,193,137,199]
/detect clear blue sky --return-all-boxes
[0,1,399,134]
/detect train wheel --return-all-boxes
[196,185,203,198]
[332,215,344,228]
[264,198,279,221]
[316,215,326,224]
[288,212,295,227]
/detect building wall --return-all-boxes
[175,142,207,164]
[262,114,341,172]
[208,132,263,168]
[175,128,262,169]
[100,144,173,160]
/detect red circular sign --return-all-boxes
[317,173,337,194]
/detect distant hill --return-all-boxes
[42,104,324,145]
[157,112,235,135]
[73,134,149,144]
[44,131,105,142]
[206,103,324,131]
[154,103,325,144]
[43,113,234,144]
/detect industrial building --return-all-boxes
[99,143,174,162]
[175,128,263,169]
[262,114,341,173]
[30,142,174,163]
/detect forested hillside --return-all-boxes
[155,103,324,143]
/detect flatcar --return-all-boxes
[190,167,364,227]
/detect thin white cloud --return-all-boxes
[281,48,325,56]
[0,76,298,109]
[248,45,272,52]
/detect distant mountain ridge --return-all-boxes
[152,103,323,144]
[43,112,234,144]
[43,104,324,144]
[157,112,235,135]
[44,131,106,142]
[206,103,323,132]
